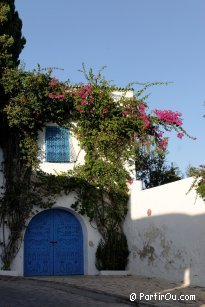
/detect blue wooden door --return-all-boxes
[24,209,84,276]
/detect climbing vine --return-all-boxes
[0,65,190,270]
[186,109,205,201]
[188,165,205,201]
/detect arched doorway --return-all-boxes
[24,208,84,276]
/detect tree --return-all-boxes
[135,147,182,189]
[0,0,26,268]
[0,0,26,140]
[0,0,26,75]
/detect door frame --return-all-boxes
[23,207,88,276]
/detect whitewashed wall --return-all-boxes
[124,178,205,286]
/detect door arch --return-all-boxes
[24,208,84,276]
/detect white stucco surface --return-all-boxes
[124,178,205,286]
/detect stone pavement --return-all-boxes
[0,276,132,306]
[30,275,205,306]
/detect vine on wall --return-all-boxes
[0,66,190,270]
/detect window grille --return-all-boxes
[45,126,70,162]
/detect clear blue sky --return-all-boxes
[15,0,205,175]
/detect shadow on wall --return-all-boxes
[125,212,205,287]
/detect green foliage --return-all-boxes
[0,0,26,73]
[186,110,205,201]
[135,147,182,189]
[96,232,129,270]
[188,165,205,201]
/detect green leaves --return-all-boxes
[0,0,26,73]
[135,147,182,189]
[188,165,205,201]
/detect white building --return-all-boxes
[0,90,205,286]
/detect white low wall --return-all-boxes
[124,178,205,286]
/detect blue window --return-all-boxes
[45,126,70,162]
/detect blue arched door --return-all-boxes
[24,209,84,276]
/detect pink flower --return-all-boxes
[84,84,92,94]
[49,78,57,87]
[76,105,83,113]
[138,104,150,128]
[177,133,184,139]
[61,86,67,92]
[85,84,91,90]
[157,132,163,138]
[154,109,183,126]
[138,104,146,112]
[140,112,150,128]
[128,178,134,185]
[77,90,83,97]
[48,93,65,99]
[158,137,169,150]
[102,108,108,114]
[122,111,129,116]
[81,100,88,105]
[70,90,75,96]
[77,85,92,99]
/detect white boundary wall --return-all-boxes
[124,178,205,286]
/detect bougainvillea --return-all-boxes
[0,66,192,270]
[154,109,183,126]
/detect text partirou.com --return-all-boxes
[130,292,196,302]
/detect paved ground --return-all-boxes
[30,275,205,307]
[0,274,205,306]
[0,277,133,307]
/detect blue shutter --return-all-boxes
[45,126,70,162]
